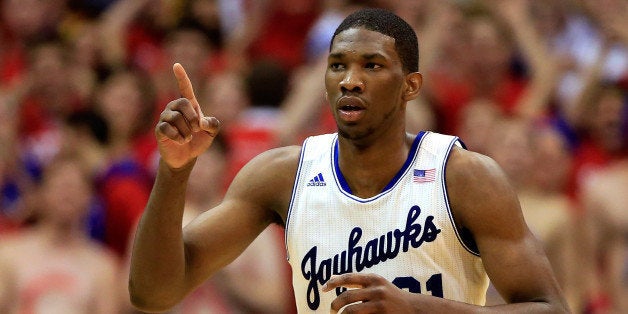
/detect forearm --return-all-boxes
[411,294,568,314]
[276,57,326,145]
[482,302,567,313]
[502,4,562,119]
[128,159,194,312]
[99,0,150,68]
[567,42,609,126]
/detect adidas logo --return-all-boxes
[307,173,327,187]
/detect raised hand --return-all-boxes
[155,63,221,169]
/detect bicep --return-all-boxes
[182,198,273,284]
[478,223,558,303]
[181,147,298,287]
[447,149,563,303]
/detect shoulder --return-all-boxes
[0,232,35,259]
[582,160,628,198]
[445,146,524,234]
[79,240,120,272]
[225,145,302,222]
[445,146,507,188]
[237,145,302,177]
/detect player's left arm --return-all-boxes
[445,146,569,312]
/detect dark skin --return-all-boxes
[129,27,569,313]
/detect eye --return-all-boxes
[365,62,382,70]
[329,63,345,71]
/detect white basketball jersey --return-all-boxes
[285,132,489,312]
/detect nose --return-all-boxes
[339,68,364,93]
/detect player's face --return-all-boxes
[325,27,408,142]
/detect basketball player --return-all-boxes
[129,8,569,313]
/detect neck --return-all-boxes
[337,131,415,198]
[109,137,132,159]
[38,219,85,246]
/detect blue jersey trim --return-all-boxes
[332,131,426,203]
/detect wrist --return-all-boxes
[159,158,197,176]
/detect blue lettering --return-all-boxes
[362,237,379,268]
[403,206,422,251]
[348,228,363,272]
[300,205,441,310]
[301,246,320,309]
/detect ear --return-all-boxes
[402,72,422,102]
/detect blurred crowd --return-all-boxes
[0,0,626,313]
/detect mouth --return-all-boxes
[337,96,366,123]
[339,104,363,111]
[337,96,365,109]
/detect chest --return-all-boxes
[9,246,97,312]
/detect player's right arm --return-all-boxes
[128,64,297,312]
[129,148,296,312]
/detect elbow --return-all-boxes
[554,301,572,314]
[532,297,571,314]
[129,295,173,313]
[547,302,571,314]
[545,292,572,314]
[128,279,179,313]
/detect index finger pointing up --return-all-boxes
[173,63,202,115]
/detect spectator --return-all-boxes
[59,110,110,243]
[519,124,584,312]
[93,69,155,258]
[0,154,120,313]
[581,158,628,313]
[569,83,627,199]
[18,39,87,170]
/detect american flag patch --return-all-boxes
[413,168,436,183]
